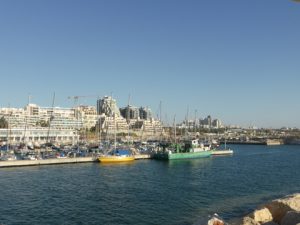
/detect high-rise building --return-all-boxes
[97,96,121,117]
[120,106,140,120]
[212,119,223,128]
[139,107,152,120]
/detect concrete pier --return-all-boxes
[0,157,98,168]
[0,154,152,168]
[134,154,152,160]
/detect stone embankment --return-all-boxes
[196,193,300,225]
[235,193,300,225]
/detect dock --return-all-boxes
[134,154,152,160]
[0,157,97,168]
[0,154,152,168]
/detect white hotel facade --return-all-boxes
[0,96,162,145]
[0,104,99,145]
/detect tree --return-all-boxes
[90,126,96,133]
[0,116,8,128]
[36,120,49,127]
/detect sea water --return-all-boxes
[0,145,299,225]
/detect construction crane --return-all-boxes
[67,95,100,150]
[67,95,100,106]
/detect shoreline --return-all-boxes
[197,193,300,225]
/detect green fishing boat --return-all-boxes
[153,139,213,160]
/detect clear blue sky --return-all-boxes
[0,0,299,128]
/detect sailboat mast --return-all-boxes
[99,116,101,145]
[185,105,189,138]
[159,100,162,142]
[23,95,30,149]
[114,113,117,150]
[6,104,11,152]
[127,94,131,145]
[224,128,227,149]
[194,109,197,133]
[174,115,176,144]
[47,92,55,143]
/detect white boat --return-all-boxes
[22,153,38,160]
[265,139,281,146]
[211,149,233,155]
[212,135,233,155]
[0,154,17,161]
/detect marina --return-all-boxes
[1,1,299,224]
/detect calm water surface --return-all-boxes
[0,145,299,225]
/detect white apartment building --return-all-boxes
[0,97,163,143]
[77,105,99,129]
[0,104,100,130]
[0,128,78,145]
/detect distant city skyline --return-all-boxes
[1,0,299,128]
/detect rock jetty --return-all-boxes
[196,193,300,225]
[235,193,300,225]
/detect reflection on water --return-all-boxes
[167,157,212,168]
[97,161,135,167]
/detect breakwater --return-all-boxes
[230,193,300,225]
[195,193,300,225]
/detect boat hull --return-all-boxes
[154,151,211,160]
[211,150,233,155]
[98,155,135,163]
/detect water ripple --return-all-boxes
[0,145,299,225]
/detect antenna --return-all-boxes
[194,109,197,132]
[28,94,31,105]
[67,95,99,107]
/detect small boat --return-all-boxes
[98,149,135,163]
[154,139,212,160]
[160,149,211,160]
[56,152,68,159]
[98,110,135,163]
[22,153,38,160]
[212,138,233,156]
[0,154,17,161]
[265,139,282,146]
[211,149,233,155]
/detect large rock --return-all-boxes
[281,211,300,225]
[200,194,300,225]
[265,193,300,223]
[248,207,273,223]
[240,216,261,225]
[261,222,278,225]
